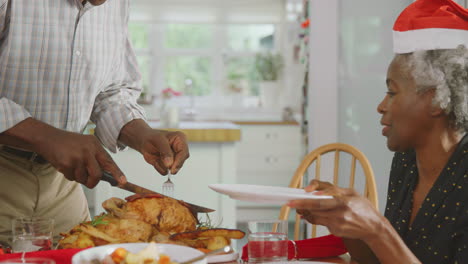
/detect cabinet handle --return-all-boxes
[265,133,271,139]
[265,156,279,163]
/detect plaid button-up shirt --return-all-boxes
[0,0,145,152]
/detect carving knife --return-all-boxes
[101,171,215,213]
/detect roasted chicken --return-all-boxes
[59,193,196,248]
[102,194,197,233]
[58,217,153,249]
[58,193,245,253]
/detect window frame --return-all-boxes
[130,21,283,109]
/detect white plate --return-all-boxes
[71,243,206,264]
[209,184,332,205]
[207,251,238,263]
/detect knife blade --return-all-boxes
[101,171,215,213]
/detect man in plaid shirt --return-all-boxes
[0,0,189,245]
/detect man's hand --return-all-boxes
[0,118,126,188]
[37,131,126,188]
[118,119,189,175]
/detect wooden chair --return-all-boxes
[278,143,378,239]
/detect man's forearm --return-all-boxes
[118,119,153,152]
[0,118,51,151]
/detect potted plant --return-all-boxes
[254,52,284,108]
[255,52,284,81]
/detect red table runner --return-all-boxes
[0,248,85,264]
[241,234,347,261]
[0,235,347,263]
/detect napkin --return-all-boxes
[0,248,85,264]
[241,234,347,261]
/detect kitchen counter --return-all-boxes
[86,121,241,142]
[233,120,299,126]
[147,121,241,142]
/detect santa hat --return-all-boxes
[393,0,468,53]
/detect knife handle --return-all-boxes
[101,171,119,186]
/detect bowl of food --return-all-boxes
[71,242,206,264]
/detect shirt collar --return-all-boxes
[74,0,94,12]
[74,0,84,8]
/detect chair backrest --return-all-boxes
[278,143,378,239]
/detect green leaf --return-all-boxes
[90,214,109,227]
[197,213,222,229]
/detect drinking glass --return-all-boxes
[11,218,54,253]
[248,219,288,263]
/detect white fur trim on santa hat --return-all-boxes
[393,28,468,54]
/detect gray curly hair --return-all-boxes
[396,45,468,132]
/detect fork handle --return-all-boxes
[101,171,118,186]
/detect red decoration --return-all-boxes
[162,87,182,97]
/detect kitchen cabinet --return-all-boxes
[231,121,303,249]
[83,121,240,230]
[233,122,303,222]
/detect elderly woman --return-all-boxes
[288,1,468,263]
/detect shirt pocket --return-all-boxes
[84,14,125,87]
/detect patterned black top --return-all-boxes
[384,134,468,264]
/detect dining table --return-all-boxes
[0,249,357,264]
[224,254,355,264]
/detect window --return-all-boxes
[128,23,151,94]
[129,23,149,50]
[227,24,275,51]
[225,24,276,97]
[128,21,278,108]
[165,24,213,49]
[163,24,214,96]
[165,56,212,96]
[225,56,258,96]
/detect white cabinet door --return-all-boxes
[237,124,302,185]
[235,124,303,218]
